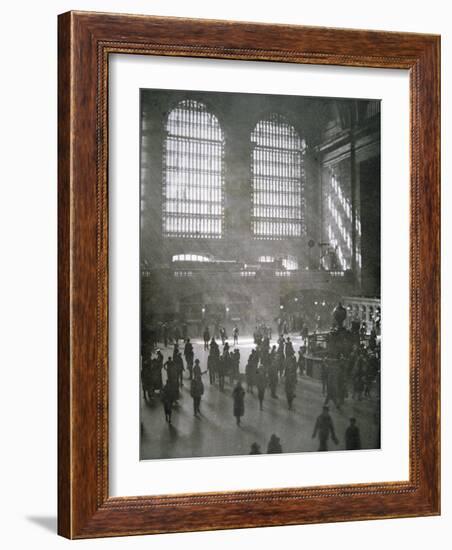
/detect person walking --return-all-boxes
[245,354,257,394]
[312,405,339,451]
[218,355,226,392]
[184,338,194,380]
[203,326,210,351]
[190,373,204,417]
[207,351,216,385]
[284,369,297,411]
[174,351,185,388]
[232,380,245,425]
[345,418,361,450]
[256,367,267,411]
[233,325,239,346]
[161,381,173,424]
[268,355,279,398]
[193,358,207,379]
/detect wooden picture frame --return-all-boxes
[58,11,440,539]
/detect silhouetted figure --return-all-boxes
[193,358,207,379]
[285,337,294,358]
[203,326,210,350]
[162,323,169,348]
[256,368,267,410]
[141,358,152,401]
[184,338,194,380]
[207,352,216,385]
[190,373,204,417]
[172,342,179,359]
[218,355,226,392]
[250,442,261,454]
[232,349,240,382]
[345,418,361,450]
[297,346,306,376]
[220,326,227,346]
[285,370,297,410]
[161,382,173,424]
[267,434,282,454]
[232,380,245,425]
[269,356,279,398]
[312,406,339,451]
[245,353,257,394]
[174,352,185,388]
[233,325,239,345]
[209,337,219,357]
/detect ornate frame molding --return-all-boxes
[58,11,440,538]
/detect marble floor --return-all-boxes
[140,335,380,460]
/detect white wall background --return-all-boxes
[0,1,449,548]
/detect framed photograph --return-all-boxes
[58,11,440,538]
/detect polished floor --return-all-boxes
[140,336,380,460]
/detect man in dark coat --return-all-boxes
[312,405,339,451]
[232,380,245,425]
[245,354,257,394]
[203,326,210,350]
[284,369,297,411]
[164,357,180,404]
[285,337,294,358]
[345,417,361,450]
[190,373,204,417]
[209,337,219,357]
[184,338,194,380]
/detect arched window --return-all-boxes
[251,113,305,239]
[163,100,224,238]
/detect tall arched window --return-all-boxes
[251,113,305,239]
[163,100,224,238]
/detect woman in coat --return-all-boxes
[232,380,245,425]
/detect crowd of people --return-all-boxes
[141,319,380,453]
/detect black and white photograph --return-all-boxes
[139,88,381,460]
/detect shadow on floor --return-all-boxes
[26,516,57,534]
